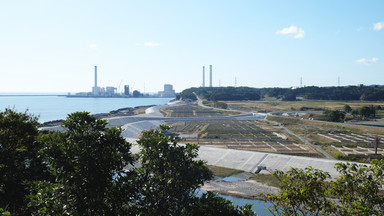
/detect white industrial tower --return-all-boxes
[93,66,98,96]
[202,66,205,87]
[209,65,212,87]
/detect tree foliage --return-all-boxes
[184,192,255,216]
[0,109,48,215]
[0,111,255,215]
[181,85,384,101]
[133,125,213,215]
[180,87,260,101]
[343,104,352,113]
[264,160,384,215]
[323,110,345,122]
[29,112,134,215]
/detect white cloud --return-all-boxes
[356,57,379,65]
[144,41,160,47]
[89,44,97,49]
[373,22,384,31]
[276,25,305,39]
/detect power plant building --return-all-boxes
[158,84,176,98]
[124,85,130,96]
[72,65,172,98]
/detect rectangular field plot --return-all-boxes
[168,120,315,156]
[317,132,383,146]
[318,132,384,157]
[332,145,384,157]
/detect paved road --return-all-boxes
[194,93,249,114]
[282,126,335,160]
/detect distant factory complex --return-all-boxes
[68,66,176,98]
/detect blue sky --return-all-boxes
[0,1,383,93]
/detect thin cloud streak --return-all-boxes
[144,41,160,47]
[276,25,305,39]
[356,57,379,65]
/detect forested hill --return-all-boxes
[179,85,384,101]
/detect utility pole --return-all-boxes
[374,135,380,155]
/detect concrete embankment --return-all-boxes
[127,137,344,178]
[196,146,343,177]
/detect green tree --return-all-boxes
[264,167,332,216]
[133,125,214,215]
[359,106,372,119]
[28,114,255,215]
[323,110,345,122]
[29,112,134,215]
[263,160,384,215]
[343,104,352,113]
[330,160,384,215]
[0,109,48,214]
[184,192,254,216]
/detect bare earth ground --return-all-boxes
[201,179,279,200]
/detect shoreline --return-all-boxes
[40,105,155,127]
[201,179,279,201]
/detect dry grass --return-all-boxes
[206,165,243,177]
[133,107,147,115]
[249,174,281,188]
[267,115,384,135]
[225,99,384,113]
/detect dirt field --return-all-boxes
[167,120,320,157]
[223,99,384,113]
[267,115,384,161]
[161,103,240,117]
[163,99,384,161]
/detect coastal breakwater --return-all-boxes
[196,146,343,177]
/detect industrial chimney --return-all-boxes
[209,65,212,87]
[93,66,98,96]
[202,66,205,87]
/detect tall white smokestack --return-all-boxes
[202,66,205,87]
[93,66,98,96]
[209,65,212,87]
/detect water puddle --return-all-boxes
[217,176,244,182]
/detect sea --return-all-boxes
[0,95,173,123]
[0,94,273,214]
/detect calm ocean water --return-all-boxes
[0,95,173,123]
